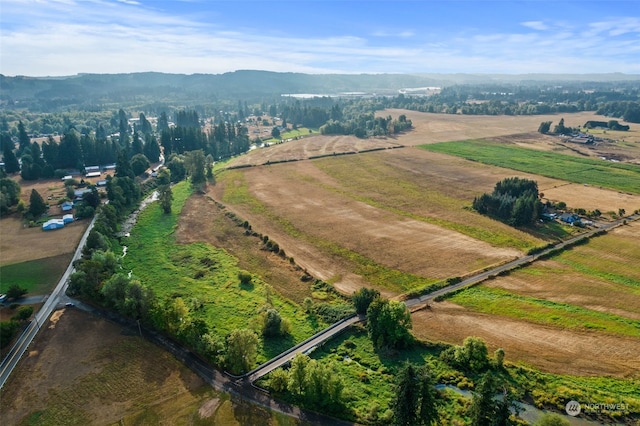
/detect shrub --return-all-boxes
[238,270,252,285]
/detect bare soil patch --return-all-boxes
[411,301,640,378]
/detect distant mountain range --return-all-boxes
[1,70,639,111]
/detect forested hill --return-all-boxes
[2,71,639,112]
[0,71,436,109]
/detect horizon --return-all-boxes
[1,0,639,77]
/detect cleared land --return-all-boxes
[0,177,92,267]
[205,109,640,378]
[0,308,310,425]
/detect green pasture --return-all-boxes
[121,181,325,362]
[449,286,640,337]
[420,140,640,194]
[0,253,71,295]
[262,127,315,143]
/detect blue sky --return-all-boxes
[1,0,639,76]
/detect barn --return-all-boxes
[42,219,65,231]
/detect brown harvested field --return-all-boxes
[200,110,640,378]
[413,222,640,377]
[0,176,105,266]
[228,134,402,167]
[0,308,302,425]
[482,223,640,320]
[211,157,525,295]
[411,301,639,377]
[539,182,640,216]
[0,216,86,266]
[382,109,639,149]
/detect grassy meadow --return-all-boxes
[0,253,71,295]
[122,181,332,362]
[420,140,640,194]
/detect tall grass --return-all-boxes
[122,181,322,362]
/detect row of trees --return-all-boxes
[319,114,412,138]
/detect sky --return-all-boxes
[1,0,639,77]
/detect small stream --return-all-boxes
[435,385,617,425]
[116,190,159,238]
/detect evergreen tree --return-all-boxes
[469,374,496,426]
[157,112,169,133]
[115,150,134,179]
[131,131,144,157]
[17,120,30,153]
[185,149,206,192]
[143,134,161,163]
[392,363,421,426]
[2,143,20,174]
[28,188,47,217]
[58,130,83,169]
[159,184,172,214]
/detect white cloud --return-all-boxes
[521,21,548,31]
[1,1,638,76]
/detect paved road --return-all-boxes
[244,314,365,383]
[0,215,97,389]
[405,215,637,308]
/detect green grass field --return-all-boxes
[0,253,72,295]
[420,140,640,194]
[122,181,326,362]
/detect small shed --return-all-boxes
[86,171,101,178]
[61,201,74,211]
[74,188,92,199]
[42,219,65,231]
[63,214,74,224]
[96,180,107,187]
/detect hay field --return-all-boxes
[201,110,640,377]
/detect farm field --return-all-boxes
[204,110,640,382]
[420,139,640,195]
[0,307,311,426]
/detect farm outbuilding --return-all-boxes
[63,214,74,224]
[42,219,65,231]
[560,213,580,224]
[61,201,74,211]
